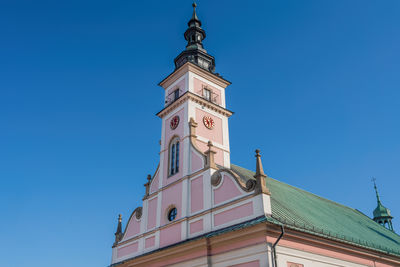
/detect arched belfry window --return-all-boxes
[169,137,180,176]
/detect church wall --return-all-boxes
[213,174,245,205]
[163,107,185,186]
[189,218,204,234]
[191,150,204,172]
[214,202,254,227]
[193,77,222,105]
[161,182,183,225]
[275,245,371,267]
[147,196,158,230]
[190,175,204,213]
[122,215,141,240]
[165,75,187,107]
[150,169,160,194]
[195,140,224,166]
[195,108,223,145]
[160,222,182,247]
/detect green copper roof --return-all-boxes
[231,164,400,256]
[374,203,392,219]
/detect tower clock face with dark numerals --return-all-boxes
[170,115,180,130]
[203,116,215,129]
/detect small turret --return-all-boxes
[372,179,394,232]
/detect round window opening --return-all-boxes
[168,207,177,221]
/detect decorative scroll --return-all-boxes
[211,168,256,192]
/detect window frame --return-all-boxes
[168,136,180,177]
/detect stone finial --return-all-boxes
[205,141,217,169]
[144,174,151,197]
[254,149,270,195]
[114,214,123,245]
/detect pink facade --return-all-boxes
[166,78,186,103]
[161,182,182,225]
[145,236,155,249]
[147,197,157,230]
[160,222,181,247]
[214,202,253,226]
[190,175,203,213]
[196,140,224,166]
[117,242,138,258]
[195,108,223,144]
[193,77,221,105]
[213,174,243,205]
[123,216,141,240]
[191,151,203,172]
[189,219,203,234]
[229,261,260,267]
[149,170,159,194]
[163,108,185,186]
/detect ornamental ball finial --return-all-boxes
[255,149,261,156]
[193,2,197,8]
[118,214,122,222]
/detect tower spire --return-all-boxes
[174,2,216,73]
[372,178,381,204]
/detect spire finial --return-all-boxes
[372,177,381,204]
[114,214,123,245]
[253,149,270,195]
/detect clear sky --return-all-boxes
[1,1,399,266]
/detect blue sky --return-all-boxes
[1,1,399,266]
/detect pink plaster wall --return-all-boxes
[160,222,182,247]
[145,236,156,249]
[214,174,243,205]
[195,140,224,166]
[147,197,158,230]
[166,78,186,99]
[229,261,260,267]
[190,175,203,213]
[117,241,138,258]
[195,108,223,145]
[161,182,183,225]
[163,108,185,186]
[123,216,141,240]
[189,219,203,234]
[193,77,221,105]
[150,171,159,194]
[214,202,254,226]
[267,236,380,267]
[191,151,203,172]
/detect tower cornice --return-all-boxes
[159,62,231,90]
[156,90,234,118]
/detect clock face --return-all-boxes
[170,116,180,130]
[203,116,215,130]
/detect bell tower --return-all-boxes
[156,2,232,189]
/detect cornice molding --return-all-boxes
[159,62,231,89]
[156,91,233,118]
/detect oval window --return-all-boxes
[168,207,177,221]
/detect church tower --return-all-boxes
[110,4,271,265]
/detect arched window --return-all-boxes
[169,137,180,176]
